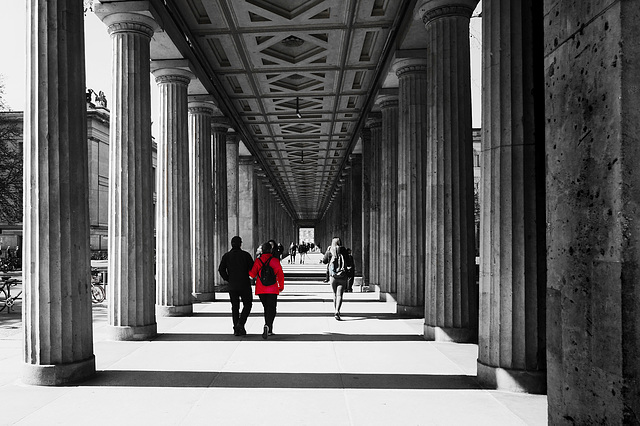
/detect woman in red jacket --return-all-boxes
[249,242,285,339]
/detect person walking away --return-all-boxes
[345,248,355,292]
[218,236,255,336]
[288,242,297,264]
[249,242,284,339]
[326,237,348,320]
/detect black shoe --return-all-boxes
[238,325,247,336]
[262,325,269,339]
[334,313,341,321]
[233,326,240,336]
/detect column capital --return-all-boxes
[151,68,193,86]
[375,88,399,109]
[211,116,231,132]
[418,0,478,25]
[102,12,158,37]
[366,111,382,129]
[394,55,428,77]
[188,101,215,115]
[226,132,241,145]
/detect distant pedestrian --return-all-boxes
[345,248,355,292]
[218,236,255,336]
[288,242,297,264]
[249,242,285,339]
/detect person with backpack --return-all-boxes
[249,242,285,339]
[218,236,255,336]
[326,237,348,320]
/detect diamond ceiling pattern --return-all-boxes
[177,0,404,220]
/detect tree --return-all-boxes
[0,75,23,224]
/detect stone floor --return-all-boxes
[0,253,547,425]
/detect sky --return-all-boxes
[0,1,483,129]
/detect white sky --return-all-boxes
[0,1,483,129]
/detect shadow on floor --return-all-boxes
[82,370,481,390]
[152,332,425,342]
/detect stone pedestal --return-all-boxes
[103,12,158,341]
[376,90,399,296]
[545,1,640,423]
[477,0,546,393]
[395,56,428,317]
[153,67,193,317]
[189,101,215,302]
[227,133,240,239]
[212,118,230,287]
[23,0,95,385]
[420,1,477,338]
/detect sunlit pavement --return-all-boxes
[0,253,547,425]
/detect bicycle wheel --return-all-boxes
[0,287,7,312]
[91,284,106,303]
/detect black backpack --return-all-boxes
[258,255,277,286]
[331,252,347,278]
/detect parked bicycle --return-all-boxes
[91,269,106,303]
[0,274,21,313]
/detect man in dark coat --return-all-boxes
[218,236,255,336]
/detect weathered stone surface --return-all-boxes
[395,55,427,317]
[476,0,546,393]
[360,128,372,286]
[349,155,363,275]
[227,133,240,240]
[420,1,477,339]
[367,112,382,290]
[189,101,215,302]
[545,1,640,423]
[104,12,158,340]
[23,0,95,384]
[239,157,257,255]
[212,118,229,287]
[153,67,194,316]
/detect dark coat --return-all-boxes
[218,247,255,290]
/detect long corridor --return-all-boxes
[0,253,546,425]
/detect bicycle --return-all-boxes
[0,275,22,313]
[91,269,106,303]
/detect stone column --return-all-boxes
[188,100,215,302]
[23,0,95,385]
[153,66,193,316]
[477,0,546,394]
[227,132,240,239]
[376,89,399,296]
[212,117,229,286]
[395,55,428,316]
[545,2,640,423]
[239,156,256,256]
[420,0,478,339]
[368,113,382,290]
[360,128,372,287]
[350,155,363,276]
[102,12,158,341]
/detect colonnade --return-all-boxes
[22,0,640,422]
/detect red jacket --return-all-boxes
[249,253,284,295]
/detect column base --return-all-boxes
[22,355,96,386]
[380,292,397,303]
[424,324,475,343]
[105,323,157,341]
[477,359,547,394]
[156,304,193,317]
[192,292,216,302]
[397,304,423,318]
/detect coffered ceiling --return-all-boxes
[146,0,413,221]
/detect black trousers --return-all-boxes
[258,293,278,331]
[229,286,253,327]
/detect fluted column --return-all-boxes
[227,132,240,239]
[396,56,428,317]
[477,0,546,394]
[212,117,229,286]
[350,155,363,276]
[420,1,478,340]
[189,101,215,302]
[376,90,399,296]
[368,113,382,290]
[153,67,193,316]
[103,13,158,341]
[239,157,256,256]
[360,128,372,287]
[23,0,95,385]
